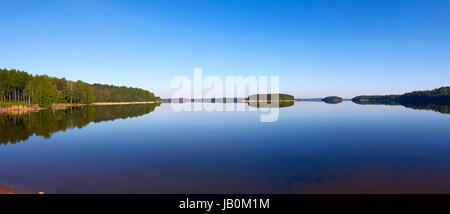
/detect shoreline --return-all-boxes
[0,105,47,114]
[0,101,161,114]
[0,185,26,194]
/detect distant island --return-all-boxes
[0,68,160,112]
[352,87,450,114]
[247,93,294,102]
[322,96,343,104]
[246,94,294,108]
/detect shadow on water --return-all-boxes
[352,100,450,114]
[0,104,160,145]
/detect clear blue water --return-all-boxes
[0,102,449,193]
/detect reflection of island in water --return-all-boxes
[0,104,159,145]
[352,100,449,114]
[322,96,343,104]
[247,100,295,108]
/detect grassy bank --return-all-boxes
[0,101,44,113]
[0,101,33,107]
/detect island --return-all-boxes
[247,93,294,102]
[322,96,344,104]
[246,93,295,108]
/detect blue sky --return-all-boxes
[1,0,449,98]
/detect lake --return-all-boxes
[0,102,449,193]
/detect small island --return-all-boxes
[245,93,294,108]
[247,93,294,102]
[322,96,344,104]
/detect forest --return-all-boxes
[0,68,157,107]
[352,87,450,104]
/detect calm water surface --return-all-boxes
[0,102,449,193]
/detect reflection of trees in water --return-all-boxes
[352,100,449,114]
[248,101,294,108]
[0,104,159,145]
[401,103,449,114]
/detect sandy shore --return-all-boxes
[0,105,46,113]
[0,185,26,194]
[0,101,161,113]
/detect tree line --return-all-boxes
[352,87,449,114]
[352,87,450,104]
[0,68,157,107]
[398,87,449,103]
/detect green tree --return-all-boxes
[31,75,58,107]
